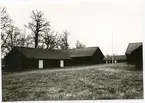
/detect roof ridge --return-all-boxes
[14,46,63,51]
[129,42,142,44]
[13,46,70,59]
[68,46,98,50]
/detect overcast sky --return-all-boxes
[1,0,144,55]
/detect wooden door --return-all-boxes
[60,60,64,67]
[39,60,43,69]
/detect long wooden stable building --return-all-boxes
[4,46,104,71]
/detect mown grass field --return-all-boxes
[2,63,143,101]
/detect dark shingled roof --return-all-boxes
[125,42,142,55]
[62,47,99,57]
[14,47,71,59]
[104,55,126,60]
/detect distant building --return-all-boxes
[4,46,104,71]
[104,55,126,64]
[125,42,143,70]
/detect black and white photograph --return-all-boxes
[0,0,144,102]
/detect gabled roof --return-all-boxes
[62,47,99,57]
[104,55,126,60]
[7,46,103,59]
[125,42,142,55]
[14,47,71,59]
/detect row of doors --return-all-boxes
[38,60,64,69]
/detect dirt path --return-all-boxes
[3,63,133,77]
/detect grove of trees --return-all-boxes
[0,6,86,57]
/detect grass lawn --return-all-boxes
[2,63,143,101]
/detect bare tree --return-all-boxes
[26,10,50,48]
[1,24,22,56]
[0,6,12,52]
[59,30,69,50]
[0,6,14,56]
[25,35,33,47]
[105,54,111,58]
[17,32,33,47]
[0,6,12,29]
[42,28,60,49]
[0,6,26,57]
[75,40,86,49]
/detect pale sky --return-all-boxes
[0,0,144,55]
